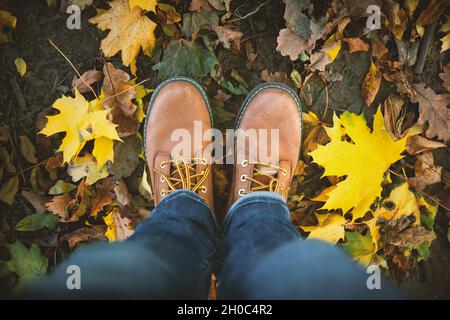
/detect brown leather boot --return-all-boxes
[228,83,302,207]
[144,77,214,208]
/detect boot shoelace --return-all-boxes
[238,159,287,197]
[155,155,210,198]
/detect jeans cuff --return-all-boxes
[225,191,288,224]
[154,189,218,227]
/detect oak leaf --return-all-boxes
[411,83,450,141]
[45,193,74,221]
[409,151,442,191]
[104,210,133,241]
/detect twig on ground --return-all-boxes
[103,78,151,103]
[414,22,437,75]
[48,39,98,98]
[226,1,270,23]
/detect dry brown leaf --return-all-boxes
[385,1,407,40]
[409,151,442,191]
[73,178,93,218]
[371,38,388,59]
[406,135,446,155]
[344,37,369,53]
[389,226,436,248]
[384,95,406,140]
[45,153,63,172]
[276,28,310,61]
[91,188,113,216]
[411,83,450,141]
[439,63,450,92]
[383,70,414,96]
[335,17,351,40]
[45,193,74,221]
[72,69,103,94]
[417,0,448,25]
[309,41,341,72]
[114,179,131,206]
[61,225,107,249]
[110,210,134,241]
[102,62,137,117]
[189,0,213,12]
[260,69,291,86]
[362,62,382,107]
[211,25,242,50]
[102,63,140,137]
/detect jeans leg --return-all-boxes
[238,240,407,299]
[217,191,406,299]
[216,191,300,298]
[20,190,217,299]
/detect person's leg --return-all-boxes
[20,190,216,299]
[20,77,217,299]
[217,191,405,299]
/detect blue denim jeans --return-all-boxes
[21,190,405,299]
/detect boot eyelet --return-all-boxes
[241,160,248,167]
[282,169,287,176]
[240,174,247,182]
[160,163,166,169]
[160,177,165,183]
[200,186,207,193]
[160,190,166,197]
[238,188,246,197]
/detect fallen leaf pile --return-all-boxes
[0,0,449,294]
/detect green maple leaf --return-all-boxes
[153,39,219,82]
[0,241,48,290]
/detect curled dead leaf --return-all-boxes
[362,62,381,107]
[406,135,446,155]
[72,69,102,94]
[344,37,369,53]
[409,151,442,191]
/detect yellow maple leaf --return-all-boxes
[309,108,408,220]
[301,213,346,244]
[40,91,91,163]
[129,0,157,12]
[40,91,121,167]
[89,0,157,75]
